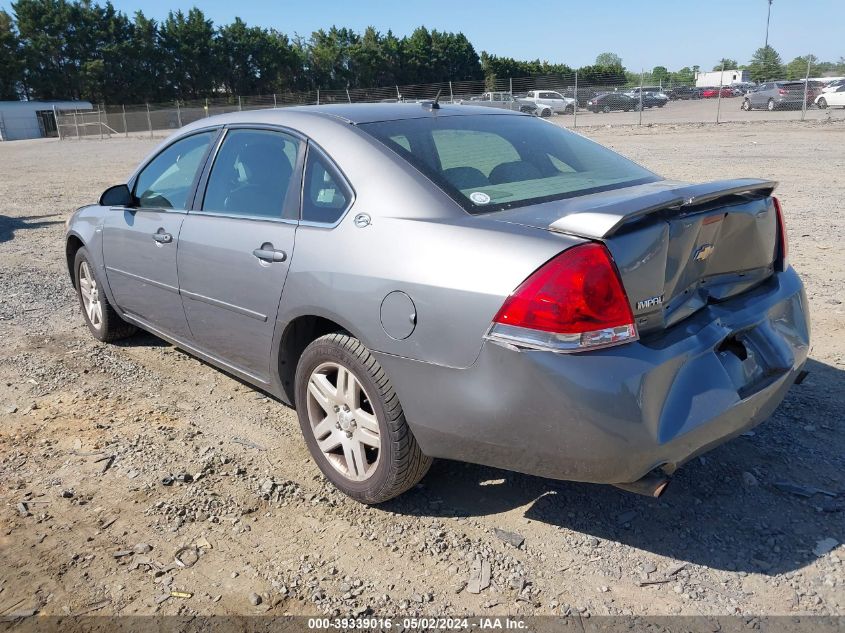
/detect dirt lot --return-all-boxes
[0,119,843,620]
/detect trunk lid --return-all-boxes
[486,178,780,335]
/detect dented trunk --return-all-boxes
[487,178,781,334]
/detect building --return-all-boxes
[0,100,93,141]
[694,69,750,88]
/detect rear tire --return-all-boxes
[74,247,137,342]
[817,97,827,109]
[602,105,611,113]
[294,333,432,504]
[767,98,776,111]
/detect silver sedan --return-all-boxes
[65,104,809,503]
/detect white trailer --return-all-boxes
[695,69,750,87]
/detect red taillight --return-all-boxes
[778,88,788,95]
[489,243,637,352]
[773,196,788,269]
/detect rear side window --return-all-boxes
[301,147,352,225]
[134,131,215,209]
[359,114,657,213]
[202,129,300,219]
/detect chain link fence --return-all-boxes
[54,68,845,140]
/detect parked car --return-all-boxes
[521,90,576,114]
[742,81,815,111]
[586,92,638,112]
[626,86,664,98]
[821,78,845,93]
[561,87,600,108]
[465,91,548,116]
[816,85,845,109]
[640,91,668,108]
[65,104,808,503]
[731,82,757,95]
[666,86,700,100]
[700,86,734,98]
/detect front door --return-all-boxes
[102,130,217,340]
[177,128,302,381]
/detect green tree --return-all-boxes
[747,45,784,82]
[713,58,738,70]
[595,52,622,67]
[0,9,22,99]
[159,8,216,99]
[671,67,695,86]
[652,66,669,84]
[785,54,818,80]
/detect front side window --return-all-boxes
[301,147,352,225]
[359,114,658,214]
[134,131,215,209]
[202,129,300,219]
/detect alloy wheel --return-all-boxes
[306,361,381,481]
[78,261,103,330]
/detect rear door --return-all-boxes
[176,127,303,381]
[102,130,217,340]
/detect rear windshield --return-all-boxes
[358,114,658,213]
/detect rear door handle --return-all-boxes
[152,231,172,244]
[252,244,287,263]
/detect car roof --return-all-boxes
[238,103,527,125]
[179,103,530,136]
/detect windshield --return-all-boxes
[358,114,658,214]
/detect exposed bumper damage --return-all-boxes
[375,267,809,486]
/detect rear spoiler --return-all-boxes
[550,178,777,239]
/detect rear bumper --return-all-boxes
[375,267,809,484]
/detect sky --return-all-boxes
[3,0,842,71]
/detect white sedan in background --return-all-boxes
[816,86,845,109]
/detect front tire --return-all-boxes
[742,99,752,111]
[74,247,136,342]
[294,333,432,504]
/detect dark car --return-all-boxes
[641,91,668,108]
[667,86,700,100]
[586,92,638,113]
[560,87,599,108]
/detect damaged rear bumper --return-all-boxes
[375,267,809,485]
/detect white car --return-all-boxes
[521,90,576,115]
[821,78,845,93]
[816,86,845,109]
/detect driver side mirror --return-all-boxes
[99,184,134,207]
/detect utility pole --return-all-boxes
[764,0,773,50]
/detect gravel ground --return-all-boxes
[0,119,843,620]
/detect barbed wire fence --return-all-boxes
[54,65,844,140]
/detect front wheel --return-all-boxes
[742,99,752,111]
[565,105,574,115]
[602,105,611,113]
[295,333,432,504]
[74,247,136,342]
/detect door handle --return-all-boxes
[152,232,172,244]
[252,244,287,263]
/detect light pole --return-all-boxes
[764,0,773,50]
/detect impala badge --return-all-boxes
[694,243,715,262]
[636,295,664,311]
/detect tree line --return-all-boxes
[0,0,842,103]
